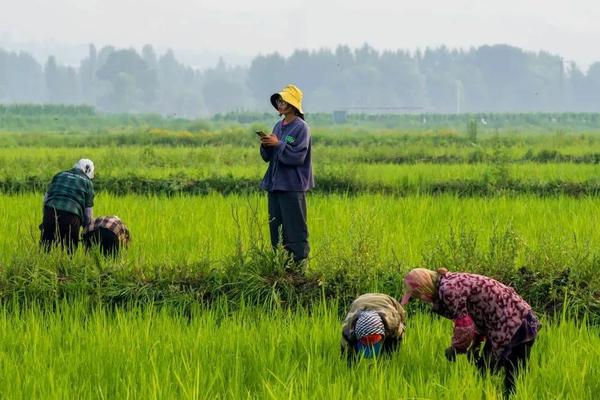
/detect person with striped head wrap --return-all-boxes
[341,293,406,361]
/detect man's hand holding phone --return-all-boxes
[258,131,279,147]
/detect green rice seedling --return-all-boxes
[0,301,597,399]
[1,193,600,316]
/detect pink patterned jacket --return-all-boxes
[432,272,536,358]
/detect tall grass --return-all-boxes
[4,193,600,267]
[0,300,596,399]
[2,112,599,398]
[1,193,599,316]
[6,146,600,179]
[5,147,600,196]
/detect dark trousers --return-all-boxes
[469,339,535,399]
[268,191,309,262]
[83,227,120,256]
[40,206,82,253]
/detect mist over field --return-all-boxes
[1,0,600,116]
[1,43,600,117]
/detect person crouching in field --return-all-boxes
[401,268,540,398]
[259,84,314,270]
[40,159,95,253]
[82,216,130,256]
[341,293,406,362]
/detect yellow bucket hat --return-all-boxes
[270,84,304,116]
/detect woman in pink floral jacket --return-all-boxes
[401,268,540,398]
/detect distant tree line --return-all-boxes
[0,44,599,116]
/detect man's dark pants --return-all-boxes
[83,228,120,256]
[268,191,309,263]
[40,206,82,253]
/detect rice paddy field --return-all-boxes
[0,301,598,399]
[1,109,600,398]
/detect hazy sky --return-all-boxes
[1,0,598,69]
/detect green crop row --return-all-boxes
[2,103,600,132]
[3,159,600,196]
[5,175,600,197]
[1,194,599,319]
[4,123,600,148]
[0,301,597,399]
[7,142,600,166]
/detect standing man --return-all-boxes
[83,215,130,256]
[40,159,95,252]
[259,84,314,269]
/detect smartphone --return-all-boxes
[256,131,268,137]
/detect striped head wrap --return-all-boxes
[355,311,385,340]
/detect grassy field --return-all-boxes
[4,147,600,197]
[5,127,600,197]
[1,109,600,398]
[0,301,597,399]
[1,193,599,317]
[6,146,600,178]
[3,193,600,267]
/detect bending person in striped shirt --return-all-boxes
[83,216,131,256]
